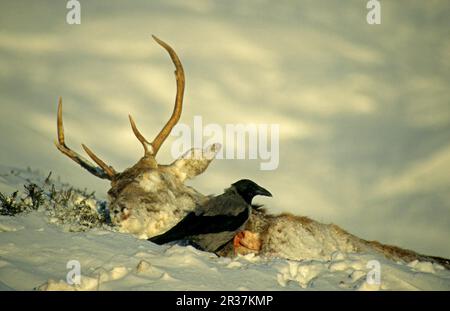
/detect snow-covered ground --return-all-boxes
[1,167,449,291]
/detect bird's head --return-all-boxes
[231,179,272,205]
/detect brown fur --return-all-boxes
[219,208,450,269]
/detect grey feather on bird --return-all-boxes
[148,179,272,253]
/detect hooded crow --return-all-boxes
[148,179,272,253]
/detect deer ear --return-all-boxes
[166,143,221,182]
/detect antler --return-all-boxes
[129,35,185,157]
[55,36,184,179]
[55,97,117,180]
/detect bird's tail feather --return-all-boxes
[148,231,178,245]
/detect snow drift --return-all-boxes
[0,167,449,290]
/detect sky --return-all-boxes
[0,0,449,257]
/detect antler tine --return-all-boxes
[81,144,117,178]
[128,114,152,155]
[150,35,185,156]
[55,97,116,180]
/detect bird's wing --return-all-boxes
[199,189,248,217]
[149,192,249,245]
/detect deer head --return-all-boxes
[55,36,221,238]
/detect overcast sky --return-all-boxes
[0,0,449,257]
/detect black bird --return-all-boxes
[148,179,272,253]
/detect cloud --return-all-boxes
[373,145,450,198]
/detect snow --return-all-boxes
[1,167,450,291]
[2,211,450,291]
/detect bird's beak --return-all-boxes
[255,186,272,197]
